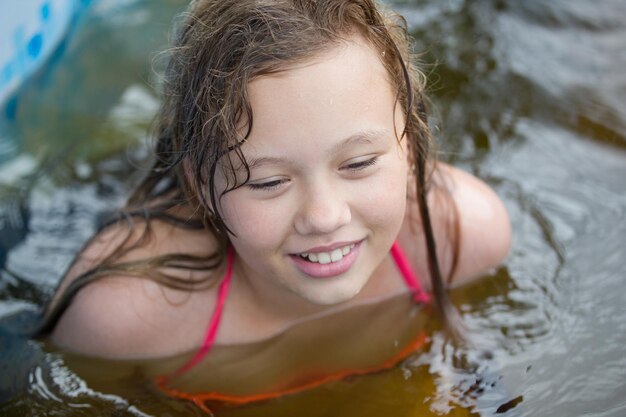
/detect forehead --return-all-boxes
[241,36,398,156]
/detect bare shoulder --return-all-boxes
[431,163,511,285]
[400,163,511,287]
[51,275,221,358]
[50,217,223,358]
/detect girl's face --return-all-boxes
[217,37,410,307]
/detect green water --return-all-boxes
[1,0,625,416]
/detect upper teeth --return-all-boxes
[300,244,355,265]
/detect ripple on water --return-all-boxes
[476,113,626,416]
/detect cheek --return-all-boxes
[354,163,408,230]
[220,194,289,250]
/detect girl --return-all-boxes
[37,0,511,409]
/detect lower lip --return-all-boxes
[289,242,361,279]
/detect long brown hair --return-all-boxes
[37,0,458,335]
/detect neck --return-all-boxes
[233,262,334,323]
[230,252,405,325]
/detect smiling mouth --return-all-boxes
[296,243,356,265]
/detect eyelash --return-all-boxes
[344,156,378,171]
[246,157,379,191]
[247,178,286,191]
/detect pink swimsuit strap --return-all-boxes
[390,241,431,304]
[168,246,235,378]
[167,241,429,379]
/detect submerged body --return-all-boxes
[50,37,510,359]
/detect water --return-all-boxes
[1,0,625,415]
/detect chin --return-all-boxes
[295,280,367,306]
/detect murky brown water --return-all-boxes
[1,0,625,416]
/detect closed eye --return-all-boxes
[343,156,378,172]
[247,178,288,191]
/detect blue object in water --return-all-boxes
[0,0,93,116]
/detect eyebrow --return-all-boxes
[246,129,389,170]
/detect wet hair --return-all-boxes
[37,0,459,335]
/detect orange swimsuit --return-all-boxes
[156,241,431,413]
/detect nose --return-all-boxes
[294,179,351,236]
